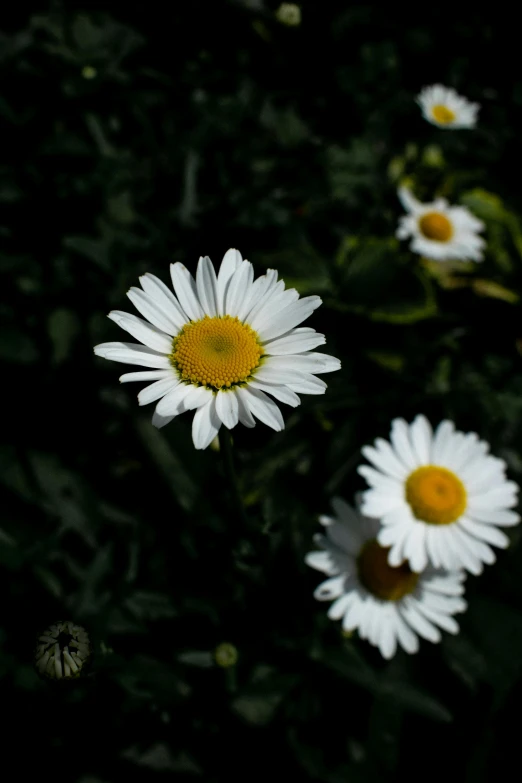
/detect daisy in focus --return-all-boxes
[305,498,467,659]
[416,84,479,129]
[94,249,340,449]
[358,415,520,576]
[397,186,486,262]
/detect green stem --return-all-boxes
[219,428,248,528]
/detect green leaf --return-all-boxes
[0,327,39,363]
[125,591,177,621]
[177,651,214,668]
[134,417,198,512]
[47,308,81,364]
[378,681,453,723]
[63,236,110,269]
[330,237,437,323]
[259,242,332,296]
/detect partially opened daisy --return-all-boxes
[358,415,520,576]
[306,498,467,659]
[416,84,479,129]
[94,249,340,449]
[397,186,485,262]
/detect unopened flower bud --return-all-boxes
[34,620,92,681]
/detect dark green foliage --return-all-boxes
[1,3,522,781]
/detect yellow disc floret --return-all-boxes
[419,211,453,242]
[431,104,456,125]
[170,315,262,390]
[405,465,467,525]
[357,540,419,601]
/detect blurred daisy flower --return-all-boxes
[417,84,479,129]
[34,620,92,680]
[358,415,520,575]
[306,498,467,659]
[397,186,485,262]
[94,249,340,449]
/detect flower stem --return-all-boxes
[219,428,248,528]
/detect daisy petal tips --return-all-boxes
[94,249,341,449]
[357,415,520,575]
[397,186,486,263]
[305,498,467,659]
[416,84,479,129]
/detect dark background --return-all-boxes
[2,3,522,781]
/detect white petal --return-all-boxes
[248,288,300,331]
[94,342,171,369]
[108,311,172,354]
[361,440,409,481]
[178,385,213,412]
[255,297,322,342]
[192,396,222,450]
[264,353,340,374]
[236,389,256,428]
[467,507,520,526]
[458,517,509,548]
[225,261,254,316]
[155,383,194,416]
[430,420,455,464]
[252,364,303,386]
[236,270,277,322]
[390,418,417,470]
[242,271,282,324]
[217,248,242,316]
[357,465,403,494]
[423,574,465,597]
[127,287,182,335]
[326,521,362,557]
[361,493,403,518]
[399,599,441,643]
[403,524,428,572]
[468,483,519,510]
[287,372,327,395]
[305,550,339,576]
[393,608,420,654]
[313,575,345,601]
[215,390,239,429]
[138,377,180,406]
[327,593,354,620]
[342,593,367,632]
[415,601,460,635]
[237,386,284,431]
[249,380,300,407]
[410,415,432,465]
[170,263,205,321]
[119,370,173,383]
[398,186,421,213]
[263,329,326,355]
[152,411,175,429]
[196,256,218,317]
[139,273,188,329]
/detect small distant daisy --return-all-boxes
[417,84,479,129]
[397,186,485,262]
[358,415,520,575]
[94,249,340,449]
[305,498,467,659]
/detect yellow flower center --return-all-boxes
[419,212,453,242]
[357,540,419,601]
[170,315,262,390]
[431,104,456,125]
[405,465,467,525]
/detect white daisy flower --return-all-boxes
[358,415,520,576]
[305,498,467,659]
[397,186,486,262]
[416,84,479,129]
[94,249,340,449]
